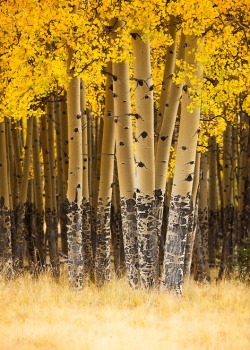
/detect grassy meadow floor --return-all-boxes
[0,270,249,350]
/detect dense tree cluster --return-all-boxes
[0,0,249,293]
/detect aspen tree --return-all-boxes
[113,21,139,288]
[32,116,45,267]
[111,158,125,277]
[5,120,16,259]
[155,32,186,261]
[132,32,157,287]
[96,63,115,283]
[230,127,238,268]
[41,115,60,278]
[14,116,33,270]
[88,110,103,250]
[86,109,96,261]
[208,137,219,266]
[183,151,201,281]
[239,115,250,242]
[5,119,14,209]
[66,74,84,288]
[218,124,235,280]
[93,114,103,212]
[161,36,203,294]
[80,81,93,279]
[54,98,67,257]
[11,121,23,209]
[47,100,59,262]
[242,124,250,240]
[59,96,69,256]
[0,119,13,278]
[193,152,210,282]
[25,180,36,266]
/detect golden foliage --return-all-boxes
[0,0,249,143]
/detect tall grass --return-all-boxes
[0,270,249,350]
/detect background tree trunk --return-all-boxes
[41,114,60,278]
[0,119,13,278]
[32,116,45,268]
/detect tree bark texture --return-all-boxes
[0,120,13,278]
[132,32,157,287]
[113,51,139,288]
[183,151,201,281]
[41,115,60,278]
[96,63,115,284]
[66,76,84,289]
[80,82,93,279]
[155,32,186,270]
[161,36,202,294]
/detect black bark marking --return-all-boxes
[137,131,148,139]
[120,196,139,288]
[161,194,193,294]
[0,201,13,278]
[136,161,147,169]
[66,198,84,290]
[184,174,193,182]
[137,194,158,287]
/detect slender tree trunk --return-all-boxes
[132,32,157,287]
[161,36,203,294]
[5,119,14,210]
[194,152,210,282]
[183,151,201,281]
[54,97,67,258]
[41,114,60,278]
[111,157,125,277]
[87,109,96,263]
[238,116,250,243]
[25,180,36,267]
[60,94,69,256]
[11,120,23,208]
[0,119,13,278]
[14,116,33,271]
[95,63,115,283]
[47,99,59,267]
[208,137,219,267]
[80,81,93,279]
[113,24,139,287]
[5,119,16,269]
[155,32,186,268]
[66,75,84,289]
[33,116,45,267]
[241,117,250,241]
[218,124,234,280]
[230,127,238,268]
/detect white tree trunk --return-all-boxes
[161,36,203,294]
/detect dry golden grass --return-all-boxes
[0,270,249,350]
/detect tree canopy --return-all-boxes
[1,0,249,135]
